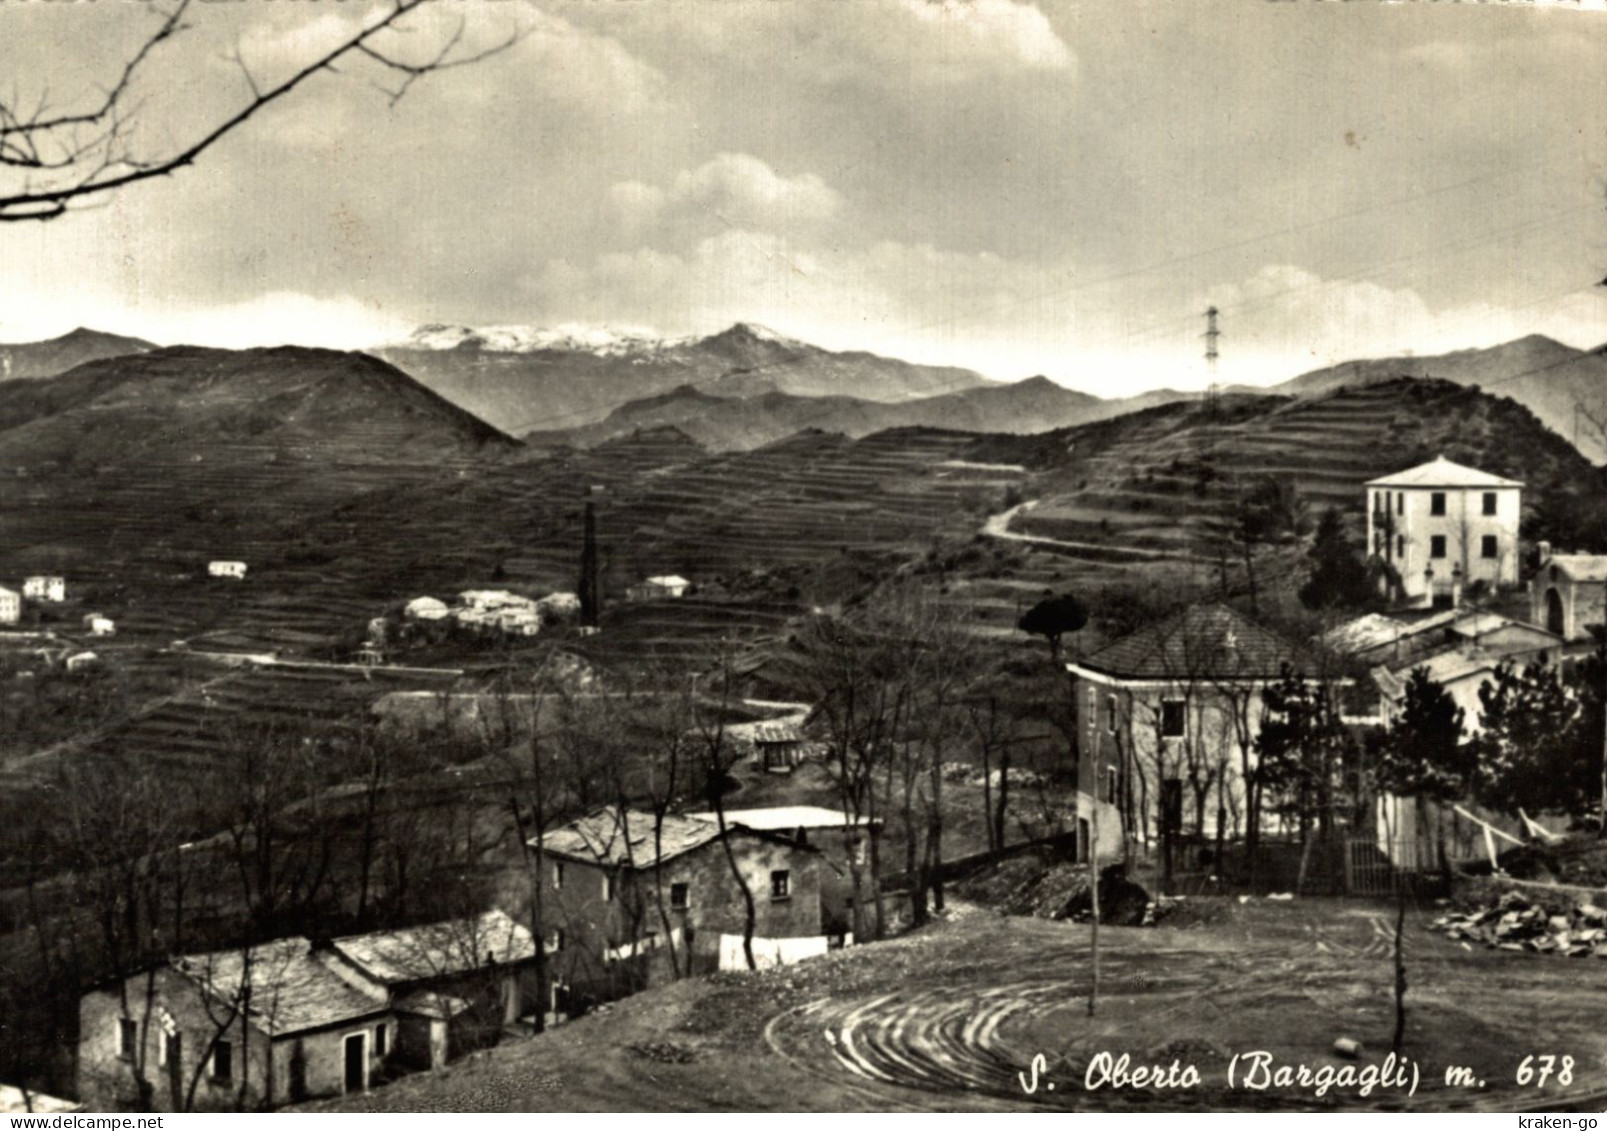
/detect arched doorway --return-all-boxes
[1546,587,1565,636]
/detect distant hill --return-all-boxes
[377,321,998,435]
[0,327,155,380]
[1235,335,1607,462]
[526,373,1201,452]
[0,345,517,467]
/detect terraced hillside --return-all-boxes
[991,378,1593,577]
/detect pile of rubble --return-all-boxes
[1429,890,1607,957]
[953,858,1178,927]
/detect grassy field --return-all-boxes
[311,896,1607,1113]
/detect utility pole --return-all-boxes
[1203,306,1221,419]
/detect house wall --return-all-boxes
[79,970,274,1113]
[530,835,820,999]
[268,1019,388,1104]
[1367,485,1520,601]
[0,592,18,624]
[1076,673,1274,844]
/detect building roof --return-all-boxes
[1376,648,1501,696]
[173,936,388,1037]
[687,805,875,831]
[1321,613,1412,655]
[643,575,690,588]
[1449,611,1561,642]
[1073,603,1315,682]
[0,585,16,598]
[332,909,535,986]
[750,721,803,744]
[541,806,725,868]
[1539,554,1607,583]
[1365,455,1522,489]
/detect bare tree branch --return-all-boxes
[0,0,528,222]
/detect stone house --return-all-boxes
[78,911,535,1112]
[531,807,821,1005]
[1528,550,1607,642]
[1365,456,1522,606]
[1068,603,1342,848]
[0,585,18,625]
[626,575,690,601]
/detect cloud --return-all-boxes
[609,153,843,238]
[568,0,1075,90]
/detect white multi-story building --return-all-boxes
[0,586,19,625]
[1365,456,1522,606]
[23,575,65,602]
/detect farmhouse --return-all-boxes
[78,911,536,1112]
[22,575,65,602]
[627,575,690,601]
[405,596,450,621]
[1068,603,1337,845]
[533,806,822,1002]
[457,590,533,612]
[1365,456,1522,606]
[1528,549,1607,642]
[0,585,18,625]
[207,561,247,580]
[83,613,115,637]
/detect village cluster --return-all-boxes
[19,454,1607,1113]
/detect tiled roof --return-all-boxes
[173,937,387,1037]
[332,910,535,986]
[541,806,724,868]
[1541,554,1607,583]
[1366,455,1522,489]
[1075,603,1313,681]
[751,721,803,744]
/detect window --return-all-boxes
[551,860,563,891]
[549,927,565,952]
[117,1018,137,1061]
[1482,492,1497,516]
[1397,492,1404,516]
[1430,492,1446,516]
[1105,693,1117,735]
[374,1024,387,1059]
[211,1040,233,1084]
[603,871,616,902]
[1481,535,1498,560]
[1160,699,1186,739]
[1396,535,1404,558]
[670,882,690,910]
[1430,535,1447,559]
[160,1032,180,1072]
[770,870,791,900]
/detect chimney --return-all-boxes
[1538,540,1552,562]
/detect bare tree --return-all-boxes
[0,0,527,222]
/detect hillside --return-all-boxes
[0,345,518,467]
[378,322,997,435]
[1238,335,1607,463]
[528,374,1199,453]
[0,327,155,380]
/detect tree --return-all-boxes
[1472,655,1601,819]
[1299,507,1379,612]
[1228,476,1309,612]
[1017,593,1088,659]
[0,0,527,222]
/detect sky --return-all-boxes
[2,0,1607,397]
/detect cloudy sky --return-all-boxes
[2,0,1606,395]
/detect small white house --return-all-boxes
[496,608,542,636]
[65,651,99,672]
[23,575,65,602]
[627,575,690,601]
[458,589,533,612]
[405,596,450,621]
[0,585,19,625]
[83,613,115,637]
[1529,549,1607,642]
[208,560,248,580]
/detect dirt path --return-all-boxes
[318,899,1607,1113]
